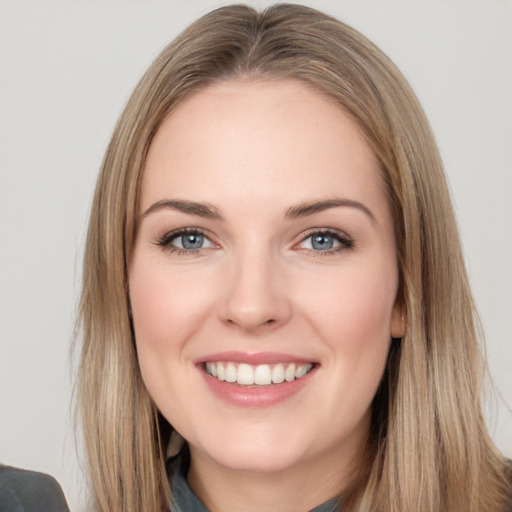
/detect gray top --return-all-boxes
[0,465,70,512]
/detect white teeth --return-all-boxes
[225,363,237,383]
[295,364,309,378]
[254,364,272,385]
[284,363,296,382]
[271,364,285,384]
[296,363,313,378]
[205,362,313,386]
[237,364,254,385]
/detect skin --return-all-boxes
[129,79,403,512]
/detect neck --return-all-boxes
[186,438,367,512]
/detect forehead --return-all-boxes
[141,79,386,217]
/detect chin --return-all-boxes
[188,423,315,474]
[205,445,302,474]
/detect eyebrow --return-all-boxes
[285,198,376,223]
[142,199,222,219]
[142,197,375,223]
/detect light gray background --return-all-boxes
[1,1,510,509]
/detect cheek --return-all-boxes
[128,260,209,424]
[128,256,225,421]
[302,261,397,395]
[307,262,397,343]
[129,260,210,352]
[128,260,195,396]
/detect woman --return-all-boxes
[77,4,511,511]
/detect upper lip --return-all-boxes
[195,351,318,366]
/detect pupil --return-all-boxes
[182,233,203,249]
[312,234,333,250]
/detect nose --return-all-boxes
[218,247,292,333]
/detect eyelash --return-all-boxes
[298,228,354,256]
[156,227,211,256]
[155,227,354,256]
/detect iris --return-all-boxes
[181,233,204,250]
[311,234,334,250]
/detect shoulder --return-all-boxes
[0,465,70,512]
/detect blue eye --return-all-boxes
[311,233,335,250]
[179,233,205,250]
[298,230,353,253]
[157,229,213,253]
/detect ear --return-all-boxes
[390,300,406,338]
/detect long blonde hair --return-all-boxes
[77,4,510,511]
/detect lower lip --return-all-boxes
[199,366,317,407]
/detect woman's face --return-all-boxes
[129,79,403,479]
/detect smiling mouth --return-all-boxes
[204,362,315,386]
